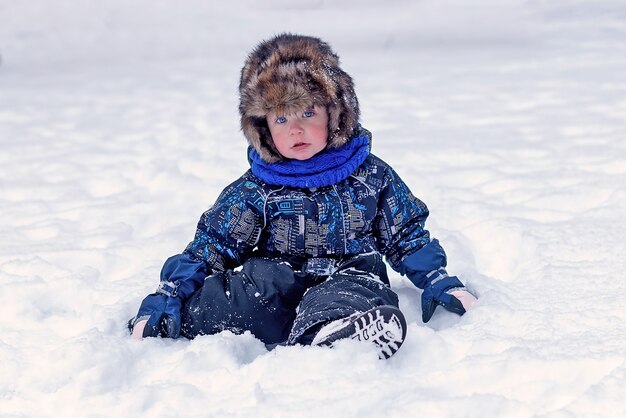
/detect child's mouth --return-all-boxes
[292,142,309,150]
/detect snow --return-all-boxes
[1,0,625,416]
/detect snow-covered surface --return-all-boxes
[1,1,625,417]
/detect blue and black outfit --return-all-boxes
[131,128,466,344]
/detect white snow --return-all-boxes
[1,1,626,417]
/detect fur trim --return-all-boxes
[239,33,360,163]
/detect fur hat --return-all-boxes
[239,33,360,163]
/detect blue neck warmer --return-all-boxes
[248,133,371,188]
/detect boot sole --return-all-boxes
[315,306,407,359]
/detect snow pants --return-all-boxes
[180,253,399,345]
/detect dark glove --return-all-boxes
[128,281,183,338]
[421,268,476,323]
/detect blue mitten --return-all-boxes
[128,281,183,338]
[421,268,472,323]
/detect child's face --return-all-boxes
[266,105,329,160]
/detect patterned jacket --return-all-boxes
[159,151,448,300]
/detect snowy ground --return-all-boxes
[1,1,625,417]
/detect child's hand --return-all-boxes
[128,292,183,338]
[421,269,477,322]
[448,289,477,312]
[131,319,148,339]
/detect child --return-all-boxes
[128,34,477,359]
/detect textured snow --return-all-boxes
[1,1,625,417]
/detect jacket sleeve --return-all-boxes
[375,165,448,289]
[159,176,266,300]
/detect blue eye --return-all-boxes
[275,116,287,124]
[303,110,315,118]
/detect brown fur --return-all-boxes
[239,34,360,163]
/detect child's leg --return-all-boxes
[181,257,312,344]
[287,253,400,346]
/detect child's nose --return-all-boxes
[289,122,304,136]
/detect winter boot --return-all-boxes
[311,305,407,359]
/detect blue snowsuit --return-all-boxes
[158,129,448,344]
